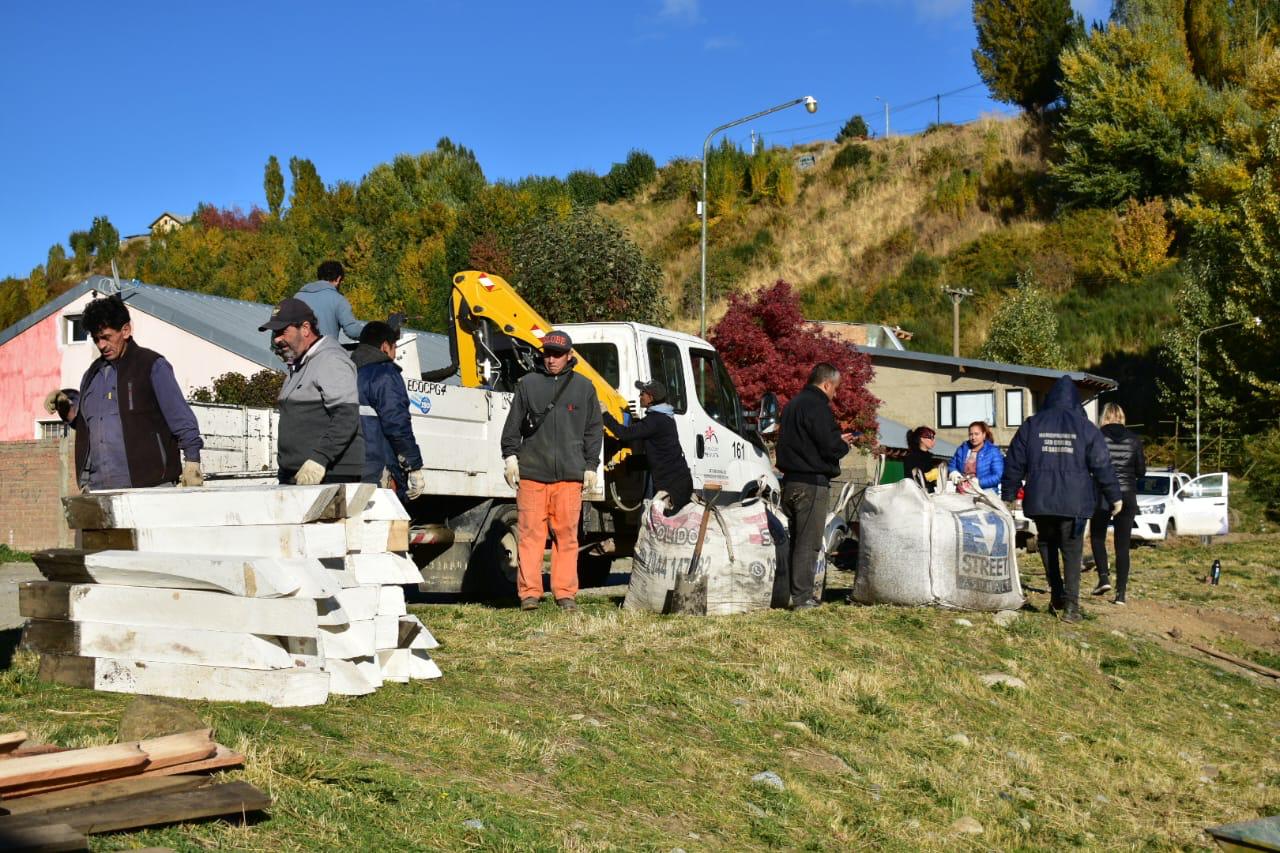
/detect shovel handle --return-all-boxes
[687,485,721,577]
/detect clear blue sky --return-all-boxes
[0,0,1107,280]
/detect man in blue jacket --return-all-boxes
[1001,376,1122,623]
[352,321,427,500]
[295,260,365,343]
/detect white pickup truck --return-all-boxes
[1132,471,1230,541]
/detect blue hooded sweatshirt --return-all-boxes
[295,280,365,342]
[1000,375,1121,518]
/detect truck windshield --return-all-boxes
[691,348,744,435]
[1136,475,1171,496]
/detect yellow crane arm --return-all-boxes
[450,269,631,425]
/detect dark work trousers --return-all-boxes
[782,480,828,606]
[1090,494,1138,599]
[1034,515,1085,608]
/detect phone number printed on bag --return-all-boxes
[954,510,1012,594]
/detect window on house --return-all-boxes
[645,339,687,414]
[38,420,68,439]
[938,390,995,429]
[1006,389,1025,427]
[65,314,88,344]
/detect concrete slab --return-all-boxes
[0,562,42,630]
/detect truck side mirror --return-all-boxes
[757,392,780,438]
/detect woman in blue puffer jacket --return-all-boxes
[948,420,1005,491]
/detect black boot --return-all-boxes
[1062,600,1083,623]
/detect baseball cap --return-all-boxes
[259,298,318,332]
[540,329,573,353]
[635,379,668,403]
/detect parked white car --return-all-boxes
[1133,471,1230,541]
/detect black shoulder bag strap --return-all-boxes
[522,372,576,437]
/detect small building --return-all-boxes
[0,275,450,442]
[859,346,1117,450]
[815,321,912,351]
[148,212,190,235]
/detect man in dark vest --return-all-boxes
[43,295,204,490]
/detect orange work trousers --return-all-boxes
[515,479,583,601]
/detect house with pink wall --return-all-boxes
[0,275,452,442]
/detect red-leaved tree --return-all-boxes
[710,280,880,446]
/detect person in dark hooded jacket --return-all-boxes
[1089,403,1145,604]
[352,322,426,499]
[602,379,693,514]
[1001,376,1121,622]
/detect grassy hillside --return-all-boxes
[601,116,1180,377]
[0,537,1276,850]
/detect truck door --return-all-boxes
[1170,473,1229,536]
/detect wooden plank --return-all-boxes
[0,780,270,835]
[0,774,208,815]
[377,586,406,617]
[376,649,410,683]
[318,621,375,660]
[138,730,216,772]
[0,822,87,851]
[20,583,318,638]
[63,485,344,529]
[38,655,330,708]
[374,614,399,651]
[0,733,27,754]
[1189,641,1280,678]
[0,743,147,791]
[344,554,421,585]
[81,524,347,559]
[332,587,379,622]
[22,621,307,671]
[1,745,67,760]
[31,550,319,598]
[136,745,243,778]
[344,519,409,553]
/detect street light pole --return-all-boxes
[875,96,890,137]
[700,95,817,337]
[1195,316,1262,477]
[942,286,973,358]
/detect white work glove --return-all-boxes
[44,390,70,416]
[294,459,326,485]
[948,470,964,485]
[1110,500,1124,518]
[406,468,427,499]
[503,455,520,490]
[179,461,204,487]
[582,470,598,493]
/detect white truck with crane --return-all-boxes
[357,271,779,596]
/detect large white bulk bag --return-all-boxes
[625,493,778,615]
[853,478,1024,611]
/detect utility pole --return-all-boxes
[942,286,973,357]
[936,93,941,125]
[875,96,890,138]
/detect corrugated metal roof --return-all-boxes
[857,345,1117,390]
[0,275,453,377]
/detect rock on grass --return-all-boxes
[980,672,1027,690]
[751,770,785,791]
[951,816,984,834]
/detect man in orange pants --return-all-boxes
[500,330,603,611]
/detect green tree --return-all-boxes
[511,209,667,325]
[189,369,284,408]
[264,155,285,218]
[972,0,1084,115]
[68,231,93,270]
[89,216,120,263]
[836,115,870,142]
[979,270,1066,367]
[1050,22,1213,206]
[46,244,69,283]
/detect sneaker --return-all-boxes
[1092,581,1112,596]
[792,599,820,611]
[520,597,540,611]
[1112,596,1126,606]
[555,597,578,611]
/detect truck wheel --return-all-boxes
[464,503,519,600]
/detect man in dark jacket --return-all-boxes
[1001,376,1122,622]
[500,329,603,612]
[602,379,693,514]
[776,363,853,610]
[260,298,364,484]
[44,296,204,490]
[352,322,427,500]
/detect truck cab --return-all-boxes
[560,322,777,500]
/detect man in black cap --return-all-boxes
[602,379,693,514]
[500,329,603,611]
[259,297,364,485]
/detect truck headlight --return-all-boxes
[1147,503,1164,516]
